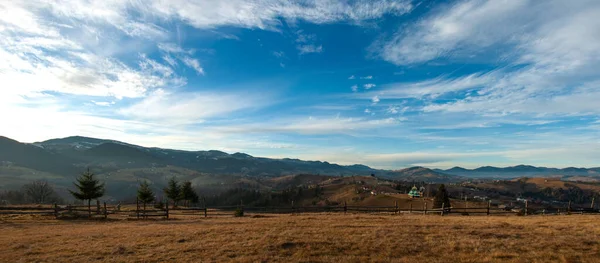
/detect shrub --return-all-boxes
[234,207,244,217]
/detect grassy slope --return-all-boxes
[1,214,599,262]
[472,178,600,193]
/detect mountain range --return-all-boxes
[1,135,599,200]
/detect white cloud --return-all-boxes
[0,44,181,100]
[379,0,529,64]
[348,75,356,80]
[157,43,207,75]
[181,56,205,75]
[158,43,194,54]
[361,75,373,79]
[272,51,285,58]
[368,73,491,99]
[351,85,358,92]
[374,0,600,118]
[387,106,399,114]
[363,83,376,89]
[297,44,323,54]
[147,0,413,30]
[215,116,400,135]
[371,96,380,104]
[91,100,115,107]
[162,55,177,67]
[120,89,268,124]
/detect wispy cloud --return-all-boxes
[363,83,376,89]
[272,51,285,58]
[120,89,270,125]
[146,0,413,30]
[297,44,323,54]
[181,57,205,75]
[214,116,400,135]
[377,0,528,65]
[371,96,380,104]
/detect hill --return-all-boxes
[30,136,382,177]
[0,136,77,175]
[2,135,600,202]
[438,165,600,179]
[384,167,462,183]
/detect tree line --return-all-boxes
[66,170,202,216]
[0,180,64,205]
[1,169,201,216]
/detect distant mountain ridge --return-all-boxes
[4,136,383,178]
[435,165,600,178]
[1,136,599,184]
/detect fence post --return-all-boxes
[441,203,445,216]
[394,201,398,215]
[241,200,244,216]
[96,200,101,215]
[591,197,595,209]
[344,201,347,214]
[103,202,107,219]
[54,203,58,219]
[292,200,295,215]
[203,197,207,218]
[487,200,491,216]
[568,201,572,215]
[165,199,169,219]
[424,202,428,214]
[525,200,528,216]
[136,197,140,219]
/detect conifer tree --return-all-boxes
[180,181,199,207]
[137,181,155,211]
[69,169,105,217]
[163,177,182,207]
[433,184,451,209]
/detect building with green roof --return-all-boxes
[408,185,421,198]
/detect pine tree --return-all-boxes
[137,181,155,212]
[433,184,451,209]
[69,169,105,217]
[163,177,182,207]
[180,181,199,207]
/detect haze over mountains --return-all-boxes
[1,135,599,200]
[1,136,599,179]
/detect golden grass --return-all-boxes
[1,213,600,262]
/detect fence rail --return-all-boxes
[2,200,599,219]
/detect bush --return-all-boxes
[154,201,164,209]
[234,207,244,217]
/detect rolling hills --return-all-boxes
[1,135,599,201]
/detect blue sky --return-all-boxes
[1,0,599,169]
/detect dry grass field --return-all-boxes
[1,213,600,263]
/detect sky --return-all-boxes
[1,0,599,169]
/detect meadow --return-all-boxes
[1,213,599,262]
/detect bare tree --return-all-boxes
[23,180,57,204]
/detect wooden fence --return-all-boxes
[1,200,599,219]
